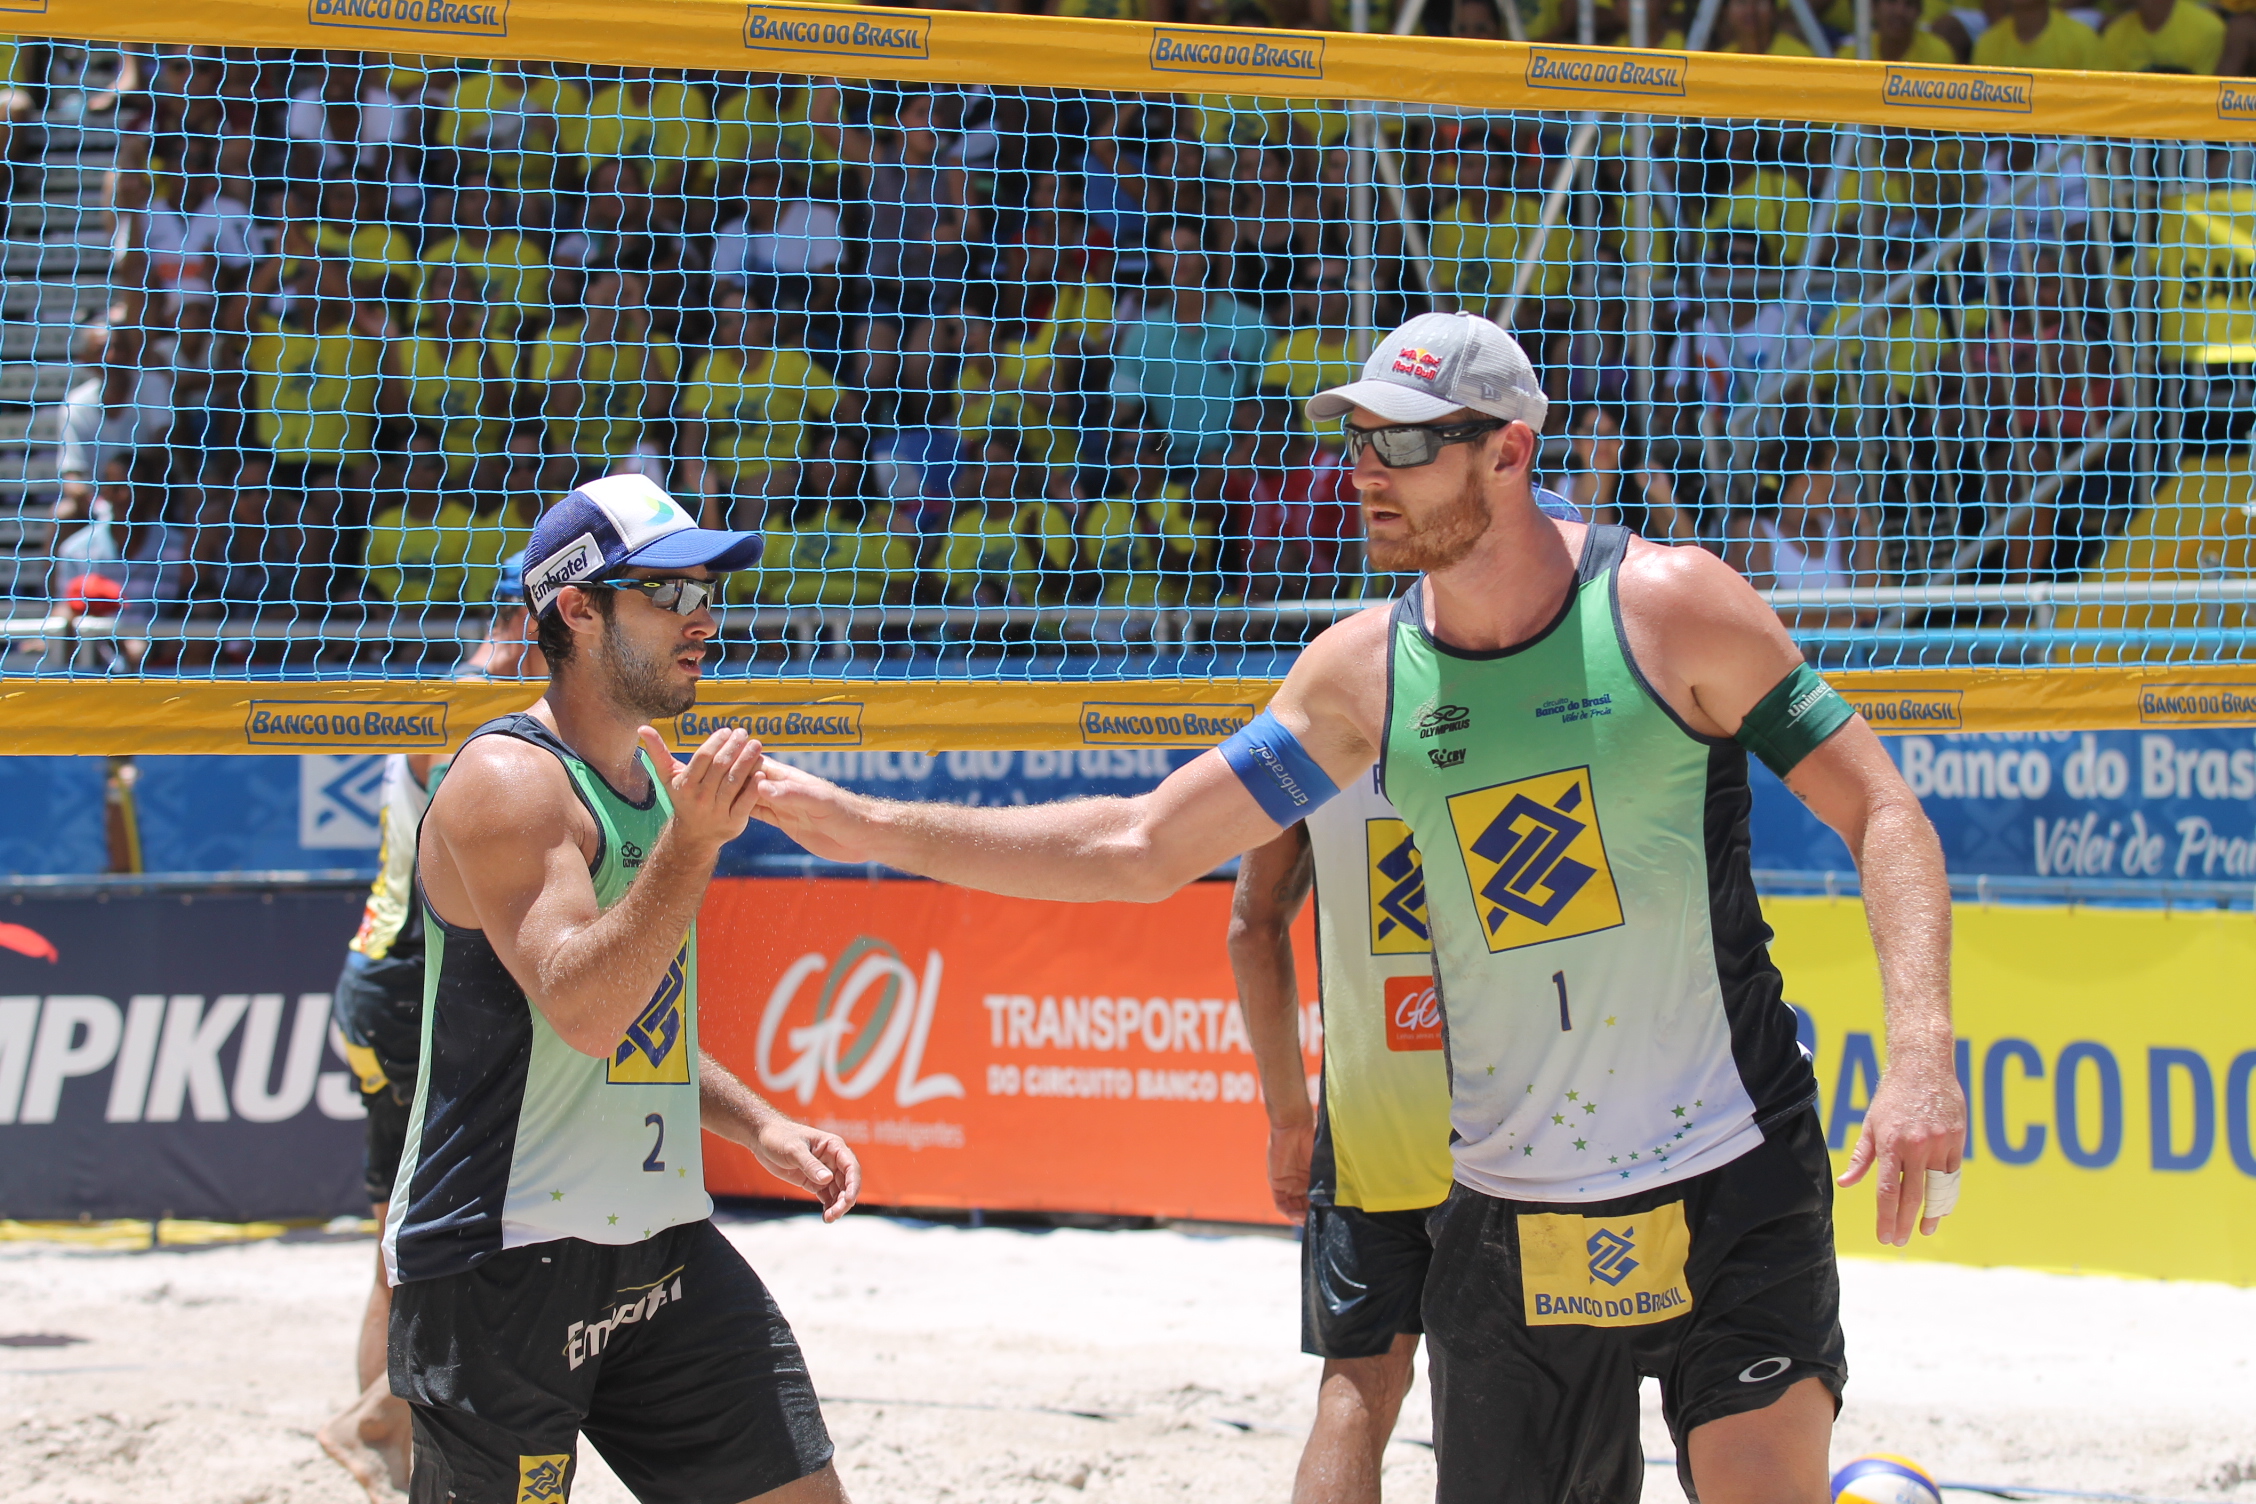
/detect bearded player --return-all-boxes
[392,474,860,1503]
[756,313,1965,1503]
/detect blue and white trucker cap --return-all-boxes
[1307,311,1549,430]
[521,474,762,617]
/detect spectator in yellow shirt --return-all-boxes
[938,440,1043,609]
[1258,258,1359,407]
[525,269,681,474]
[1698,127,1813,269]
[1430,139,1575,332]
[2101,0,2224,71]
[418,181,549,335]
[677,291,843,530]
[437,63,586,197]
[364,437,478,606]
[379,265,516,482]
[1834,0,1959,61]
[1972,0,2102,68]
[581,70,715,220]
[1717,0,1820,54]
[246,264,383,488]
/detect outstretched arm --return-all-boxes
[752,614,1387,902]
[699,1056,860,1222]
[1227,825,1318,1219]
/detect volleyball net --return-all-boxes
[8,2,2256,750]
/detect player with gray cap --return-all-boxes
[389,473,863,1504]
[752,310,1963,1503]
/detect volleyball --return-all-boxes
[1832,1454,1944,1504]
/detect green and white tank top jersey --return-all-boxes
[1302,773,1454,1212]
[1380,524,1816,1203]
[382,714,708,1285]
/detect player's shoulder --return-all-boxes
[429,725,576,828]
[1293,600,1395,688]
[1618,534,1765,621]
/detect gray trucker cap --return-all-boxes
[1307,311,1549,430]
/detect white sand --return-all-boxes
[0,1212,2251,1503]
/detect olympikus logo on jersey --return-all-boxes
[610,947,689,1084]
[1364,818,1431,954]
[1417,703,1471,739]
[1384,975,1444,1051]
[1446,765,1625,953]
[564,1268,685,1369]
[620,840,646,869]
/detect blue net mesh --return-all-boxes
[5,37,2254,681]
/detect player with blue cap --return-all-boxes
[382,472,858,1504]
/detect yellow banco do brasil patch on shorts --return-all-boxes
[1518,1201,1693,1328]
[516,1454,571,1503]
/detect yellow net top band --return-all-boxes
[53,0,2256,144]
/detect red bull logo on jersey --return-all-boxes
[1520,1202,1693,1327]
[1446,765,1625,953]
[609,947,690,1085]
[1393,346,1443,381]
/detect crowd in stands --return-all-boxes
[23,0,2241,657]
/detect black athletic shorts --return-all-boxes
[335,950,425,1205]
[1302,1201,1440,1360]
[390,1219,834,1504]
[1423,1108,1845,1504]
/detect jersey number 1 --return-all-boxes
[1553,971,1571,1032]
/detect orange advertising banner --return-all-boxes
[697,878,1317,1224]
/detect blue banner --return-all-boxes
[0,758,107,878]
[1750,729,2256,883]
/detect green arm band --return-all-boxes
[1735,662,1857,779]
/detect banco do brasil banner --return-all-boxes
[700,880,2255,1284]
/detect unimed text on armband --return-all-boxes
[1218,709,1342,826]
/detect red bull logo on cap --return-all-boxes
[1394,346,1443,381]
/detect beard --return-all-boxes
[1364,475,1493,575]
[601,614,701,718]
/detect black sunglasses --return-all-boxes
[1341,417,1508,469]
[600,577,716,616]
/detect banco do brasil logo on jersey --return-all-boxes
[1586,1226,1639,1285]
[609,946,690,1084]
[1445,765,1624,952]
[1364,818,1431,955]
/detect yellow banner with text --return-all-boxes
[48,0,2256,144]
[1770,896,2256,1286]
[11,666,2256,755]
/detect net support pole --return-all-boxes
[1349,0,1378,358]
[1500,0,1529,40]
[1501,118,1599,326]
[1684,0,1727,50]
[1854,0,1873,58]
[1627,0,1658,458]
[1784,0,1833,56]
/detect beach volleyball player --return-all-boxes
[389,475,861,1504]
[755,314,1967,1503]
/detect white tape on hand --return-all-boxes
[1922,1167,1961,1219]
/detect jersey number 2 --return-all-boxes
[643,1113,666,1173]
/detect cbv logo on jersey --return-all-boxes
[1364,819,1432,955]
[1446,765,1624,952]
[609,947,689,1084]
[1518,1202,1693,1327]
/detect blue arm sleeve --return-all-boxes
[1217,708,1342,826]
